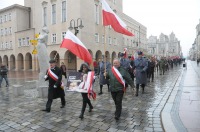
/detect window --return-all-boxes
[113,0,116,4]
[19,39,22,47]
[62,1,66,22]
[1,42,3,49]
[9,41,12,49]
[26,37,30,46]
[102,35,105,44]
[9,27,12,34]
[4,15,7,22]
[0,16,2,23]
[62,32,66,40]
[52,4,56,24]
[5,28,7,35]
[113,38,117,45]
[95,4,99,24]
[22,38,26,46]
[108,37,112,44]
[95,33,99,43]
[43,7,47,26]
[52,34,56,43]
[8,13,11,21]
[5,42,8,49]
[1,29,3,36]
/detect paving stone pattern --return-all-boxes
[0,66,182,132]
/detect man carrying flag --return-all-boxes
[42,59,66,112]
[104,59,134,120]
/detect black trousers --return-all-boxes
[46,96,66,110]
[111,91,124,118]
[136,84,145,89]
[148,70,154,81]
[81,93,93,114]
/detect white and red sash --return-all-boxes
[111,66,125,92]
[48,68,64,89]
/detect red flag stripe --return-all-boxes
[60,31,92,64]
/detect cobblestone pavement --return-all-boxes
[0,65,183,132]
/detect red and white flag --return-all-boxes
[100,0,134,36]
[60,30,92,64]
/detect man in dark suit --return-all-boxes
[42,59,66,112]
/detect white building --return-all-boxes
[0,0,147,71]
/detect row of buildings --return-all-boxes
[0,0,182,71]
[189,20,200,60]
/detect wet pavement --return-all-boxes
[0,61,198,132]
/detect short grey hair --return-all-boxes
[113,58,120,62]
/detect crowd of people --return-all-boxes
[0,51,184,121]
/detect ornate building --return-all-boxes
[147,32,182,58]
[0,0,147,71]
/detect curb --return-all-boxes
[161,70,183,132]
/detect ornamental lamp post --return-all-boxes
[68,18,84,36]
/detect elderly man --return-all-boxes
[42,59,66,112]
[105,59,134,120]
[134,51,148,96]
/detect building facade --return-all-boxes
[0,0,147,71]
[188,19,200,60]
[147,32,182,58]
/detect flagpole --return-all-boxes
[104,26,107,79]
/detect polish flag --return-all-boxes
[60,30,92,64]
[101,0,134,36]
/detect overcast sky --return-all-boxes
[1,0,200,57]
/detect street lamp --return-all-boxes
[68,18,84,36]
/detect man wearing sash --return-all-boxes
[42,59,66,112]
[104,59,134,120]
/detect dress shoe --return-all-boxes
[98,92,103,95]
[79,114,84,119]
[41,109,50,112]
[115,116,119,120]
[89,106,93,112]
[60,105,65,108]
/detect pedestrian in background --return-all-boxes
[0,64,9,88]
[97,56,111,95]
[42,59,66,112]
[134,51,148,96]
[60,62,67,78]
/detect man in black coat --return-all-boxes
[42,59,66,112]
[0,64,9,88]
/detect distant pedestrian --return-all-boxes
[197,58,199,66]
[0,64,9,88]
[104,59,134,120]
[42,59,66,113]
[60,62,67,78]
[148,57,155,82]
[97,56,111,95]
[93,60,98,74]
[134,51,148,96]
[120,53,131,89]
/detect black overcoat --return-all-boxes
[45,67,65,99]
